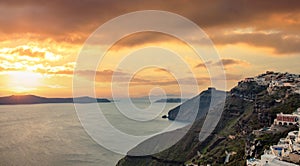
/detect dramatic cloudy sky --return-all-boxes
[0,0,299,97]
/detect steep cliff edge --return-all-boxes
[117,88,227,166]
[167,87,226,122]
[117,72,300,165]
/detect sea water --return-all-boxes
[0,101,185,166]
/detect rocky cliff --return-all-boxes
[117,73,300,165]
[167,87,227,122]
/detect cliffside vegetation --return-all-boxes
[117,76,300,166]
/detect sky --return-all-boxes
[0,0,300,98]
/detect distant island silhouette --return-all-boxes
[155,98,187,103]
[0,95,111,105]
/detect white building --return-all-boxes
[273,113,299,126]
[273,108,300,126]
[254,77,269,86]
[247,154,298,166]
[269,80,284,88]
[260,154,298,166]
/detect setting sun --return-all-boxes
[0,1,299,166]
[8,71,42,93]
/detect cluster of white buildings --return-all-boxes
[247,128,300,165]
[247,108,300,166]
[240,71,300,95]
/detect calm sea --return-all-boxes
[0,101,185,166]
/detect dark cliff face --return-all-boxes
[116,88,227,166]
[168,88,227,122]
[117,75,300,165]
[116,95,247,166]
[116,118,209,166]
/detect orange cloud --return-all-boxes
[195,58,249,69]
[216,58,249,67]
[0,0,299,54]
[153,68,170,73]
[9,47,45,58]
[212,31,300,54]
[0,0,299,97]
[0,45,61,63]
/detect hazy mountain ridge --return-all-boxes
[0,95,111,105]
[155,98,187,103]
